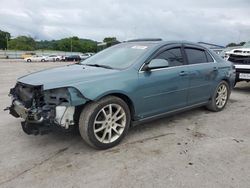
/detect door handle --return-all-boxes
[179,71,188,76]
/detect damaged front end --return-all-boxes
[7,82,88,135]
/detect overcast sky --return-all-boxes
[0,0,250,45]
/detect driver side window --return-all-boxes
[154,48,184,67]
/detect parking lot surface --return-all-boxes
[0,60,249,188]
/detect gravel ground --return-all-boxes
[0,60,249,188]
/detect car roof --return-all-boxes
[121,40,208,51]
[125,40,205,47]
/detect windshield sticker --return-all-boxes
[131,46,148,50]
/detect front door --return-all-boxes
[137,46,189,118]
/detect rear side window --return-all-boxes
[206,51,214,62]
[154,48,184,67]
[185,48,209,64]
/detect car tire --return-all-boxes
[27,59,31,62]
[206,81,230,112]
[41,59,45,62]
[56,58,59,61]
[234,81,237,87]
[79,96,131,149]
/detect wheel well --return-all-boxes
[222,78,229,85]
[107,93,136,120]
[74,93,136,124]
[222,78,233,94]
[222,78,232,89]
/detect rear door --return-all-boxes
[183,45,218,105]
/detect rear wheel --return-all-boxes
[206,81,230,112]
[41,59,45,62]
[79,96,131,149]
[27,59,31,62]
[234,81,237,87]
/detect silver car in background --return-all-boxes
[80,53,95,60]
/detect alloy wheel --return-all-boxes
[93,104,126,144]
[215,84,228,108]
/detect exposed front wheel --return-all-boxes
[206,81,230,112]
[79,96,131,149]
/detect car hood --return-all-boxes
[18,64,119,90]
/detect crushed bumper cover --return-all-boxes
[8,99,75,135]
[21,121,51,135]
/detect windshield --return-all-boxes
[81,43,153,69]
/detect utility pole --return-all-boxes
[6,34,9,50]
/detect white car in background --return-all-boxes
[24,55,48,62]
[80,53,95,60]
[224,42,250,84]
[46,55,63,62]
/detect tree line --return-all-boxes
[0,29,247,52]
[0,29,119,52]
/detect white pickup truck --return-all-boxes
[224,43,250,85]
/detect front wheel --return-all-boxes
[79,96,131,149]
[206,81,230,112]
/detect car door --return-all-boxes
[183,45,218,105]
[34,55,40,61]
[49,55,55,61]
[137,45,189,118]
[31,55,37,61]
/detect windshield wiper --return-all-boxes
[84,64,113,69]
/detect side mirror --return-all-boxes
[144,59,169,71]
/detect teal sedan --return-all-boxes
[7,39,235,149]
